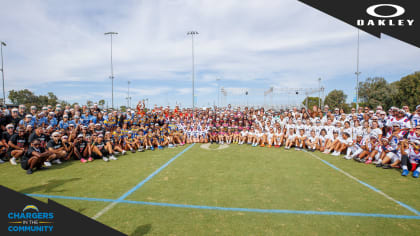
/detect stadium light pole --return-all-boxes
[126,81,131,108]
[187,31,198,109]
[318,78,321,108]
[216,78,220,107]
[104,32,118,110]
[0,41,6,105]
[355,29,361,110]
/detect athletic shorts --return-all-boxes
[386,152,401,162]
[21,160,29,170]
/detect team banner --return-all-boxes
[297,0,420,48]
[0,186,125,235]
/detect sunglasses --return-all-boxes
[33,143,40,146]
[7,127,13,129]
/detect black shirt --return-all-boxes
[8,134,27,151]
[47,139,62,150]
[93,141,105,150]
[28,132,48,148]
[1,131,14,144]
[75,140,88,151]
[24,146,45,158]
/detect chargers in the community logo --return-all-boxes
[7,204,54,232]
[357,4,415,27]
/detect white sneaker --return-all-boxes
[114,152,120,155]
[44,161,52,167]
[103,157,109,162]
[52,159,62,164]
[9,157,17,165]
[109,156,118,160]
[0,159,4,164]
[122,150,127,155]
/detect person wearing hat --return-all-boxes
[2,124,15,152]
[21,139,53,174]
[19,114,35,130]
[375,138,399,168]
[60,135,74,161]
[6,108,21,129]
[91,134,111,161]
[46,112,57,128]
[7,127,27,165]
[46,132,66,166]
[124,131,138,153]
[104,131,123,158]
[343,132,364,160]
[69,114,82,127]
[59,115,70,130]
[73,134,91,163]
[400,139,420,178]
[410,105,420,128]
[355,134,380,163]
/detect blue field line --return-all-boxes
[314,155,420,216]
[24,193,420,220]
[116,143,195,201]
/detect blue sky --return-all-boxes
[1,0,419,108]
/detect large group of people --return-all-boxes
[0,101,419,178]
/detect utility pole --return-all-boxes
[355,29,361,110]
[104,32,118,109]
[187,31,198,109]
[0,41,6,105]
[126,81,131,108]
[318,78,321,108]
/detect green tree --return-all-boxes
[8,89,36,105]
[120,105,127,112]
[358,77,397,110]
[393,71,420,111]
[302,97,322,109]
[86,100,93,107]
[324,90,347,110]
[98,99,105,109]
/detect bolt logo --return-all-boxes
[23,205,39,212]
[357,3,414,27]
[7,204,54,232]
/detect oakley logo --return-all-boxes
[366,4,405,18]
[357,3,414,27]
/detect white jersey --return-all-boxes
[318,135,328,146]
[407,131,420,142]
[307,135,317,143]
[408,146,420,164]
[370,128,383,138]
[411,114,420,127]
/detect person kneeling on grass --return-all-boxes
[284,128,296,150]
[91,134,113,162]
[344,133,364,160]
[21,139,53,174]
[354,134,379,163]
[46,132,67,166]
[74,134,91,163]
[400,139,420,178]
[294,128,306,151]
[331,132,352,156]
[8,127,27,165]
[306,130,317,152]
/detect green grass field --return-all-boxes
[1,144,420,235]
